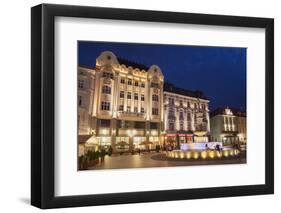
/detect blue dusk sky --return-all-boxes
[78,41,246,111]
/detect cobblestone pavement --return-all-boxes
[88,152,246,170]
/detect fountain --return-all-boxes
[166,142,240,160]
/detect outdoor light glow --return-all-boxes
[201,151,207,159]
[193,152,199,159]
[209,151,215,159]
[180,152,185,159]
[223,150,229,157]
[216,151,222,158]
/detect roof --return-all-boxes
[164,83,208,100]
[210,107,246,117]
[117,57,149,71]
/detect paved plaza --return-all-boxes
[88,152,246,170]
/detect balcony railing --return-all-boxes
[119,111,145,117]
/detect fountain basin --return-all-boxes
[166,149,240,160]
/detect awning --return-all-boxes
[78,135,92,144]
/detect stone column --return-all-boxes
[111,119,117,153]
[145,121,150,142]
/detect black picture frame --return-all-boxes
[31,3,274,209]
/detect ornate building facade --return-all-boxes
[210,107,247,145]
[163,83,210,148]
[78,51,164,153]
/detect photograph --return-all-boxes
[77,41,247,170]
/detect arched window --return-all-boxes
[102,85,111,94]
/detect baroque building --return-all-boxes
[210,107,247,145]
[163,83,210,148]
[78,51,164,153]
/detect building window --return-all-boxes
[202,104,206,110]
[119,105,124,111]
[151,82,159,88]
[152,94,159,102]
[169,122,175,131]
[169,98,174,105]
[134,121,145,129]
[120,91,124,98]
[134,107,138,113]
[127,106,131,112]
[141,82,145,88]
[179,100,183,107]
[99,119,110,127]
[78,79,84,89]
[187,102,190,108]
[101,102,110,111]
[179,111,184,120]
[152,108,159,115]
[134,81,139,87]
[128,79,132,85]
[102,72,113,78]
[187,122,192,130]
[141,94,145,101]
[102,85,111,94]
[127,92,132,99]
[150,122,158,129]
[180,122,184,131]
[120,78,125,84]
[187,112,191,121]
[141,107,144,113]
[134,93,138,100]
[78,96,82,106]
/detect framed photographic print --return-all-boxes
[31,4,274,209]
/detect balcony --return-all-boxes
[119,111,145,118]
